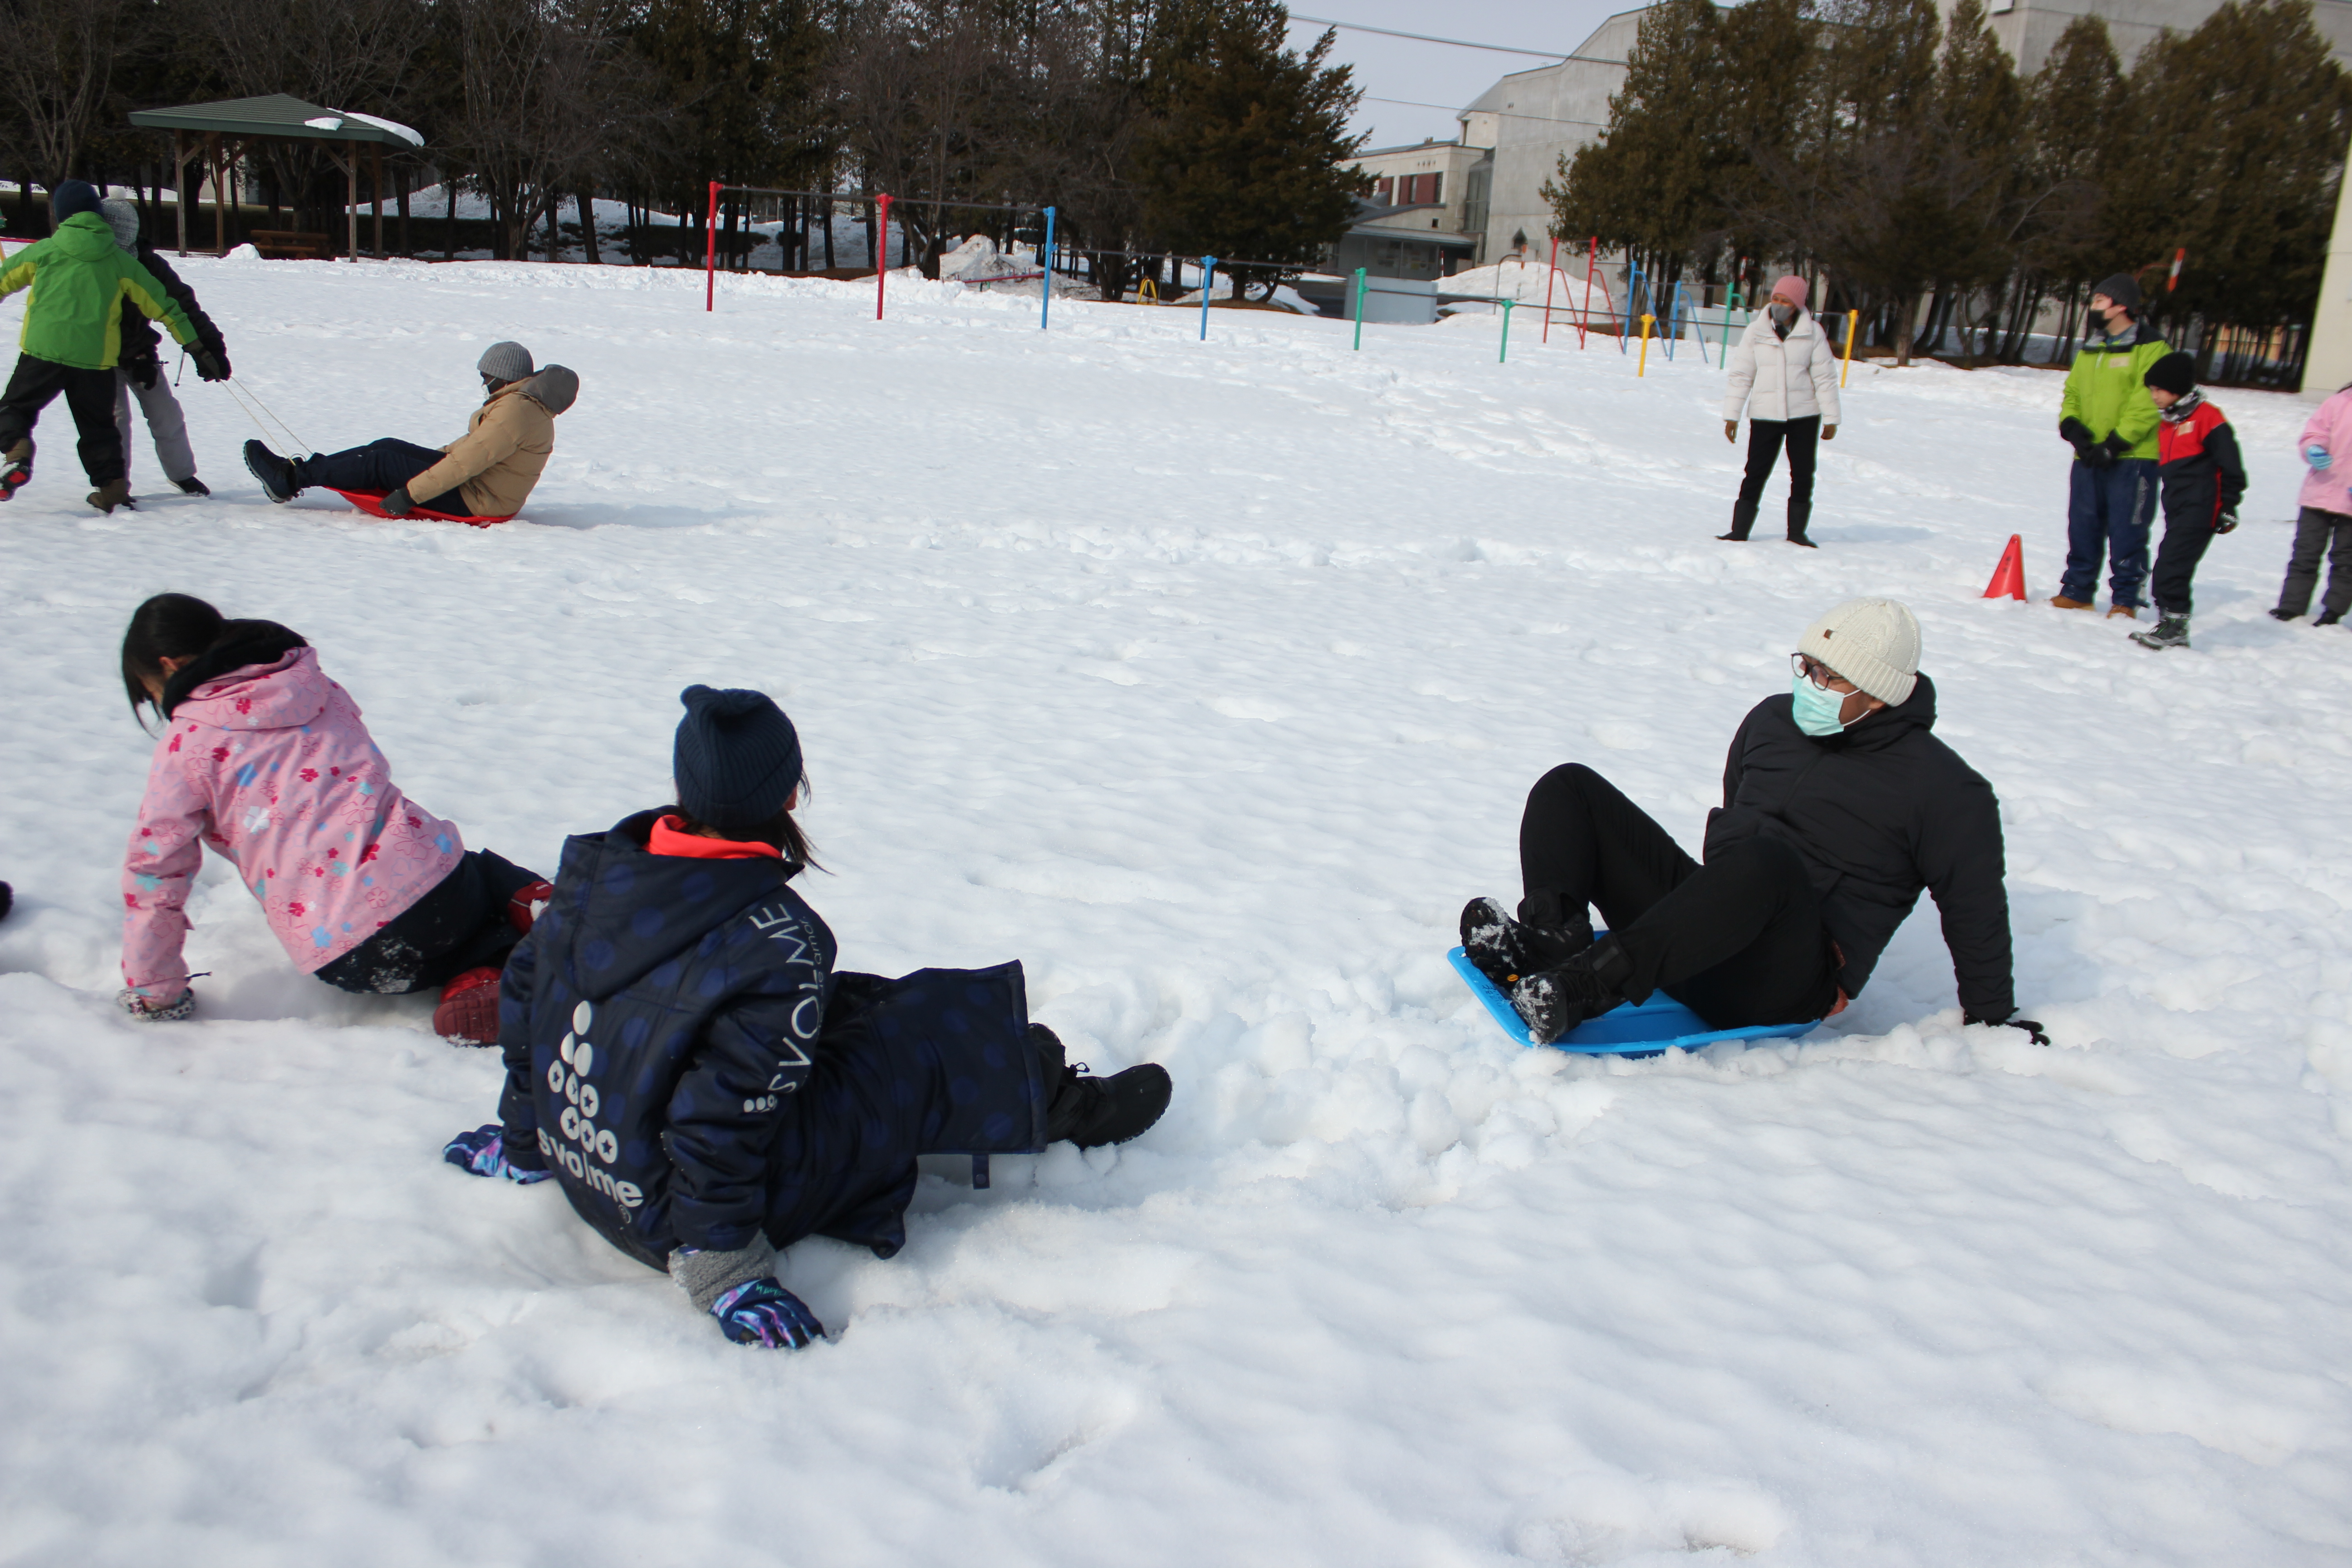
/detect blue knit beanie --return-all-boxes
[51,181,101,222]
[674,686,802,830]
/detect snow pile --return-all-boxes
[1,258,2349,1565]
[221,243,261,262]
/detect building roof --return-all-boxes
[128,94,423,147]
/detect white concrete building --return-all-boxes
[1943,0,2352,76]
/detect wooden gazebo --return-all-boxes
[127,93,423,260]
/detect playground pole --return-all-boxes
[1723,282,1742,363]
[1542,236,1559,344]
[704,181,720,312]
[1842,308,1859,385]
[1499,299,1514,363]
[1039,206,1056,329]
[1200,257,1216,340]
[1352,267,1367,350]
[1666,280,1685,362]
[1581,236,1597,350]
[875,193,892,320]
[1637,313,1655,376]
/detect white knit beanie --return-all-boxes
[1798,598,1920,706]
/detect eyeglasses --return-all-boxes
[1791,652,1857,692]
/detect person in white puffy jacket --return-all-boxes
[1719,274,1841,547]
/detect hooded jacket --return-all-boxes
[403,367,577,518]
[1704,674,2014,1020]
[2297,388,2352,518]
[494,810,1056,1271]
[2059,319,2170,461]
[115,242,228,373]
[0,212,198,369]
[1722,306,1842,425]
[2154,395,2246,529]
[121,637,466,997]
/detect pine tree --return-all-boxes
[2017,15,2123,357]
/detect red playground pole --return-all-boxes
[1541,235,1560,344]
[1580,235,1597,349]
[703,181,720,312]
[875,193,892,320]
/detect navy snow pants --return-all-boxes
[2060,457,2158,608]
[296,437,483,517]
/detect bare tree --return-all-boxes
[0,0,139,194]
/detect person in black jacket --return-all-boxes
[99,198,229,497]
[1461,598,2043,1048]
[2130,352,2245,652]
[444,685,1173,1349]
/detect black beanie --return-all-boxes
[673,685,802,830]
[50,180,101,222]
[2143,351,2197,397]
[2092,271,2142,312]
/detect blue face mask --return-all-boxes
[1790,671,1852,737]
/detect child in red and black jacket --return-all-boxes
[2131,352,2245,651]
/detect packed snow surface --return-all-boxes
[3,260,2350,1567]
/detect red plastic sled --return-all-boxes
[326,488,505,528]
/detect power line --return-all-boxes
[1361,95,1609,129]
[1286,12,1624,65]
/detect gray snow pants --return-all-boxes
[113,368,197,485]
[2277,506,2352,620]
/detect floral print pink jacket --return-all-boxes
[121,647,465,997]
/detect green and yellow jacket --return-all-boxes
[2058,319,2171,461]
[0,212,198,370]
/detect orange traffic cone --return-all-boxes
[1982,534,2027,600]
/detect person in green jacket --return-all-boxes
[0,181,225,514]
[2053,271,2171,617]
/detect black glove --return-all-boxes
[127,353,159,391]
[2095,433,2130,467]
[191,346,228,382]
[2058,415,2093,454]
[379,485,414,517]
[1965,1010,2049,1046]
[2215,510,2239,534]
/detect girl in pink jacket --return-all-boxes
[2276,387,2352,624]
[117,594,547,1042]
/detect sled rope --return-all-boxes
[219,376,309,454]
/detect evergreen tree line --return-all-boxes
[1547,0,2352,383]
[0,0,1369,297]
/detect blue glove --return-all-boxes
[117,985,194,1021]
[710,1278,824,1348]
[2307,443,2332,470]
[442,1124,551,1183]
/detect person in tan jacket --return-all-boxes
[240,342,578,520]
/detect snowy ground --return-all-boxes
[3,260,2350,1566]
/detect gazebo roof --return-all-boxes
[128,93,421,148]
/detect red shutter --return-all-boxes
[1374,177,1394,205]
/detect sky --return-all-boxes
[1283,0,1641,151]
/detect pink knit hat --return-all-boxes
[1770,274,1810,308]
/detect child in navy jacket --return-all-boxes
[443,686,1172,1349]
[2132,352,2245,651]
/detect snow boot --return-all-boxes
[1460,896,1590,988]
[86,478,133,513]
[433,965,504,1046]
[1786,500,1816,547]
[0,880,11,922]
[1034,1024,1171,1147]
[172,476,210,496]
[2050,595,2093,610]
[0,438,31,500]
[2130,613,2190,651]
[2269,607,2302,621]
[243,440,303,504]
[1716,497,1759,542]
[2318,608,2347,627]
[1509,936,1633,1047]
[2107,604,2138,620]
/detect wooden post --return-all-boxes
[371,144,384,258]
[210,135,225,255]
[172,130,187,255]
[345,145,357,261]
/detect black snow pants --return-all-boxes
[313,848,544,995]
[2149,507,2220,617]
[1727,414,1819,540]
[0,353,126,484]
[1518,764,1840,1029]
[2276,506,2352,621]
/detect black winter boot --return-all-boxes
[1034,1024,1171,1148]
[1786,499,1816,547]
[173,476,210,496]
[1459,896,1591,987]
[2130,613,2190,651]
[242,440,303,504]
[1509,936,1633,1046]
[1717,497,1759,542]
[2318,608,2346,627]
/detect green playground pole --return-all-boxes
[1499,299,1514,363]
[1722,284,1742,362]
[1352,267,1367,349]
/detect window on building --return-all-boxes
[1373,177,1394,205]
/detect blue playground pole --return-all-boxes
[1200,256,1217,340]
[1621,261,1646,354]
[1039,206,1056,330]
[1666,279,1686,362]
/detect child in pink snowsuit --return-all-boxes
[117,593,546,1041]
[2277,386,2352,624]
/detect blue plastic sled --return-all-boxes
[1446,946,1818,1057]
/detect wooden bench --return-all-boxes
[247,230,333,260]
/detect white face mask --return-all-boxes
[1790,670,1852,736]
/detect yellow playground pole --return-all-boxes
[1842,309,1859,386]
[1637,313,1656,376]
